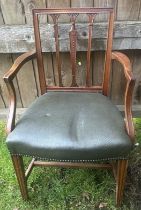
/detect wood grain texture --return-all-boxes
[132,50,141,104]
[52,52,72,87]
[47,0,70,23]
[1,21,141,53]
[110,51,132,105]
[22,0,47,24]
[0,94,5,108]
[71,0,93,22]
[0,3,4,24]
[0,54,22,108]
[13,54,38,107]
[43,53,55,86]
[117,0,141,21]
[0,0,25,24]
[76,52,87,86]
[92,51,105,86]
[94,0,116,21]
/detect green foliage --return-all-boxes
[0,120,140,210]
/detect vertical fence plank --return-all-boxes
[71,0,93,22]
[51,52,72,87]
[0,54,22,108]
[0,0,26,24]
[33,53,55,92]
[0,3,4,24]
[110,51,133,105]
[110,60,126,104]
[0,2,5,107]
[43,53,55,86]
[22,0,47,24]
[117,0,141,20]
[94,0,117,21]
[92,51,105,86]
[76,52,88,86]
[132,50,141,104]
[13,54,38,107]
[47,0,70,23]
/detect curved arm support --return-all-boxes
[4,50,36,81]
[3,50,36,134]
[112,52,135,143]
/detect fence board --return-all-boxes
[76,52,87,86]
[0,54,23,108]
[0,0,25,24]
[132,50,141,104]
[117,0,141,20]
[13,54,38,107]
[94,0,117,21]
[22,0,47,24]
[0,4,4,24]
[51,52,71,86]
[92,51,104,86]
[71,0,93,22]
[43,53,55,86]
[110,51,133,105]
[47,0,70,23]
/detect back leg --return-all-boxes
[116,159,128,207]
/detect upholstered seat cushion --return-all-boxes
[6,92,132,162]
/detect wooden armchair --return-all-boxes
[3,8,135,207]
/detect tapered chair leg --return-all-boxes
[11,155,28,200]
[116,159,128,207]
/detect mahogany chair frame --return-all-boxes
[3,8,135,207]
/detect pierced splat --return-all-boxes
[50,14,63,87]
[86,14,96,87]
[32,8,114,93]
[69,14,79,87]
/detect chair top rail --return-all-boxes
[33,7,114,15]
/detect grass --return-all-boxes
[0,119,141,210]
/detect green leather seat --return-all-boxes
[6,92,132,162]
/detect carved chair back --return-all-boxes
[33,8,114,95]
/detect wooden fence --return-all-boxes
[0,0,141,111]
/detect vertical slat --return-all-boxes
[13,54,38,107]
[33,12,46,94]
[52,52,72,87]
[131,50,141,104]
[0,54,22,108]
[102,10,114,96]
[86,14,96,87]
[0,93,5,108]
[69,14,78,87]
[0,3,4,24]
[47,0,70,23]
[94,0,116,22]
[110,55,127,105]
[32,55,54,96]
[22,0,47,24]
[117,0,141,21]
[0,0,26,24]
[92,51,105,86]
[71,0,93,22]
[50,14,63,87]
[0,4,4,112]
[76,52,87,86]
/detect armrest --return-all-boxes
[3,50,36,134]
[3,50,36,82]
[112,51,136,143]
[112,52,134,81]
